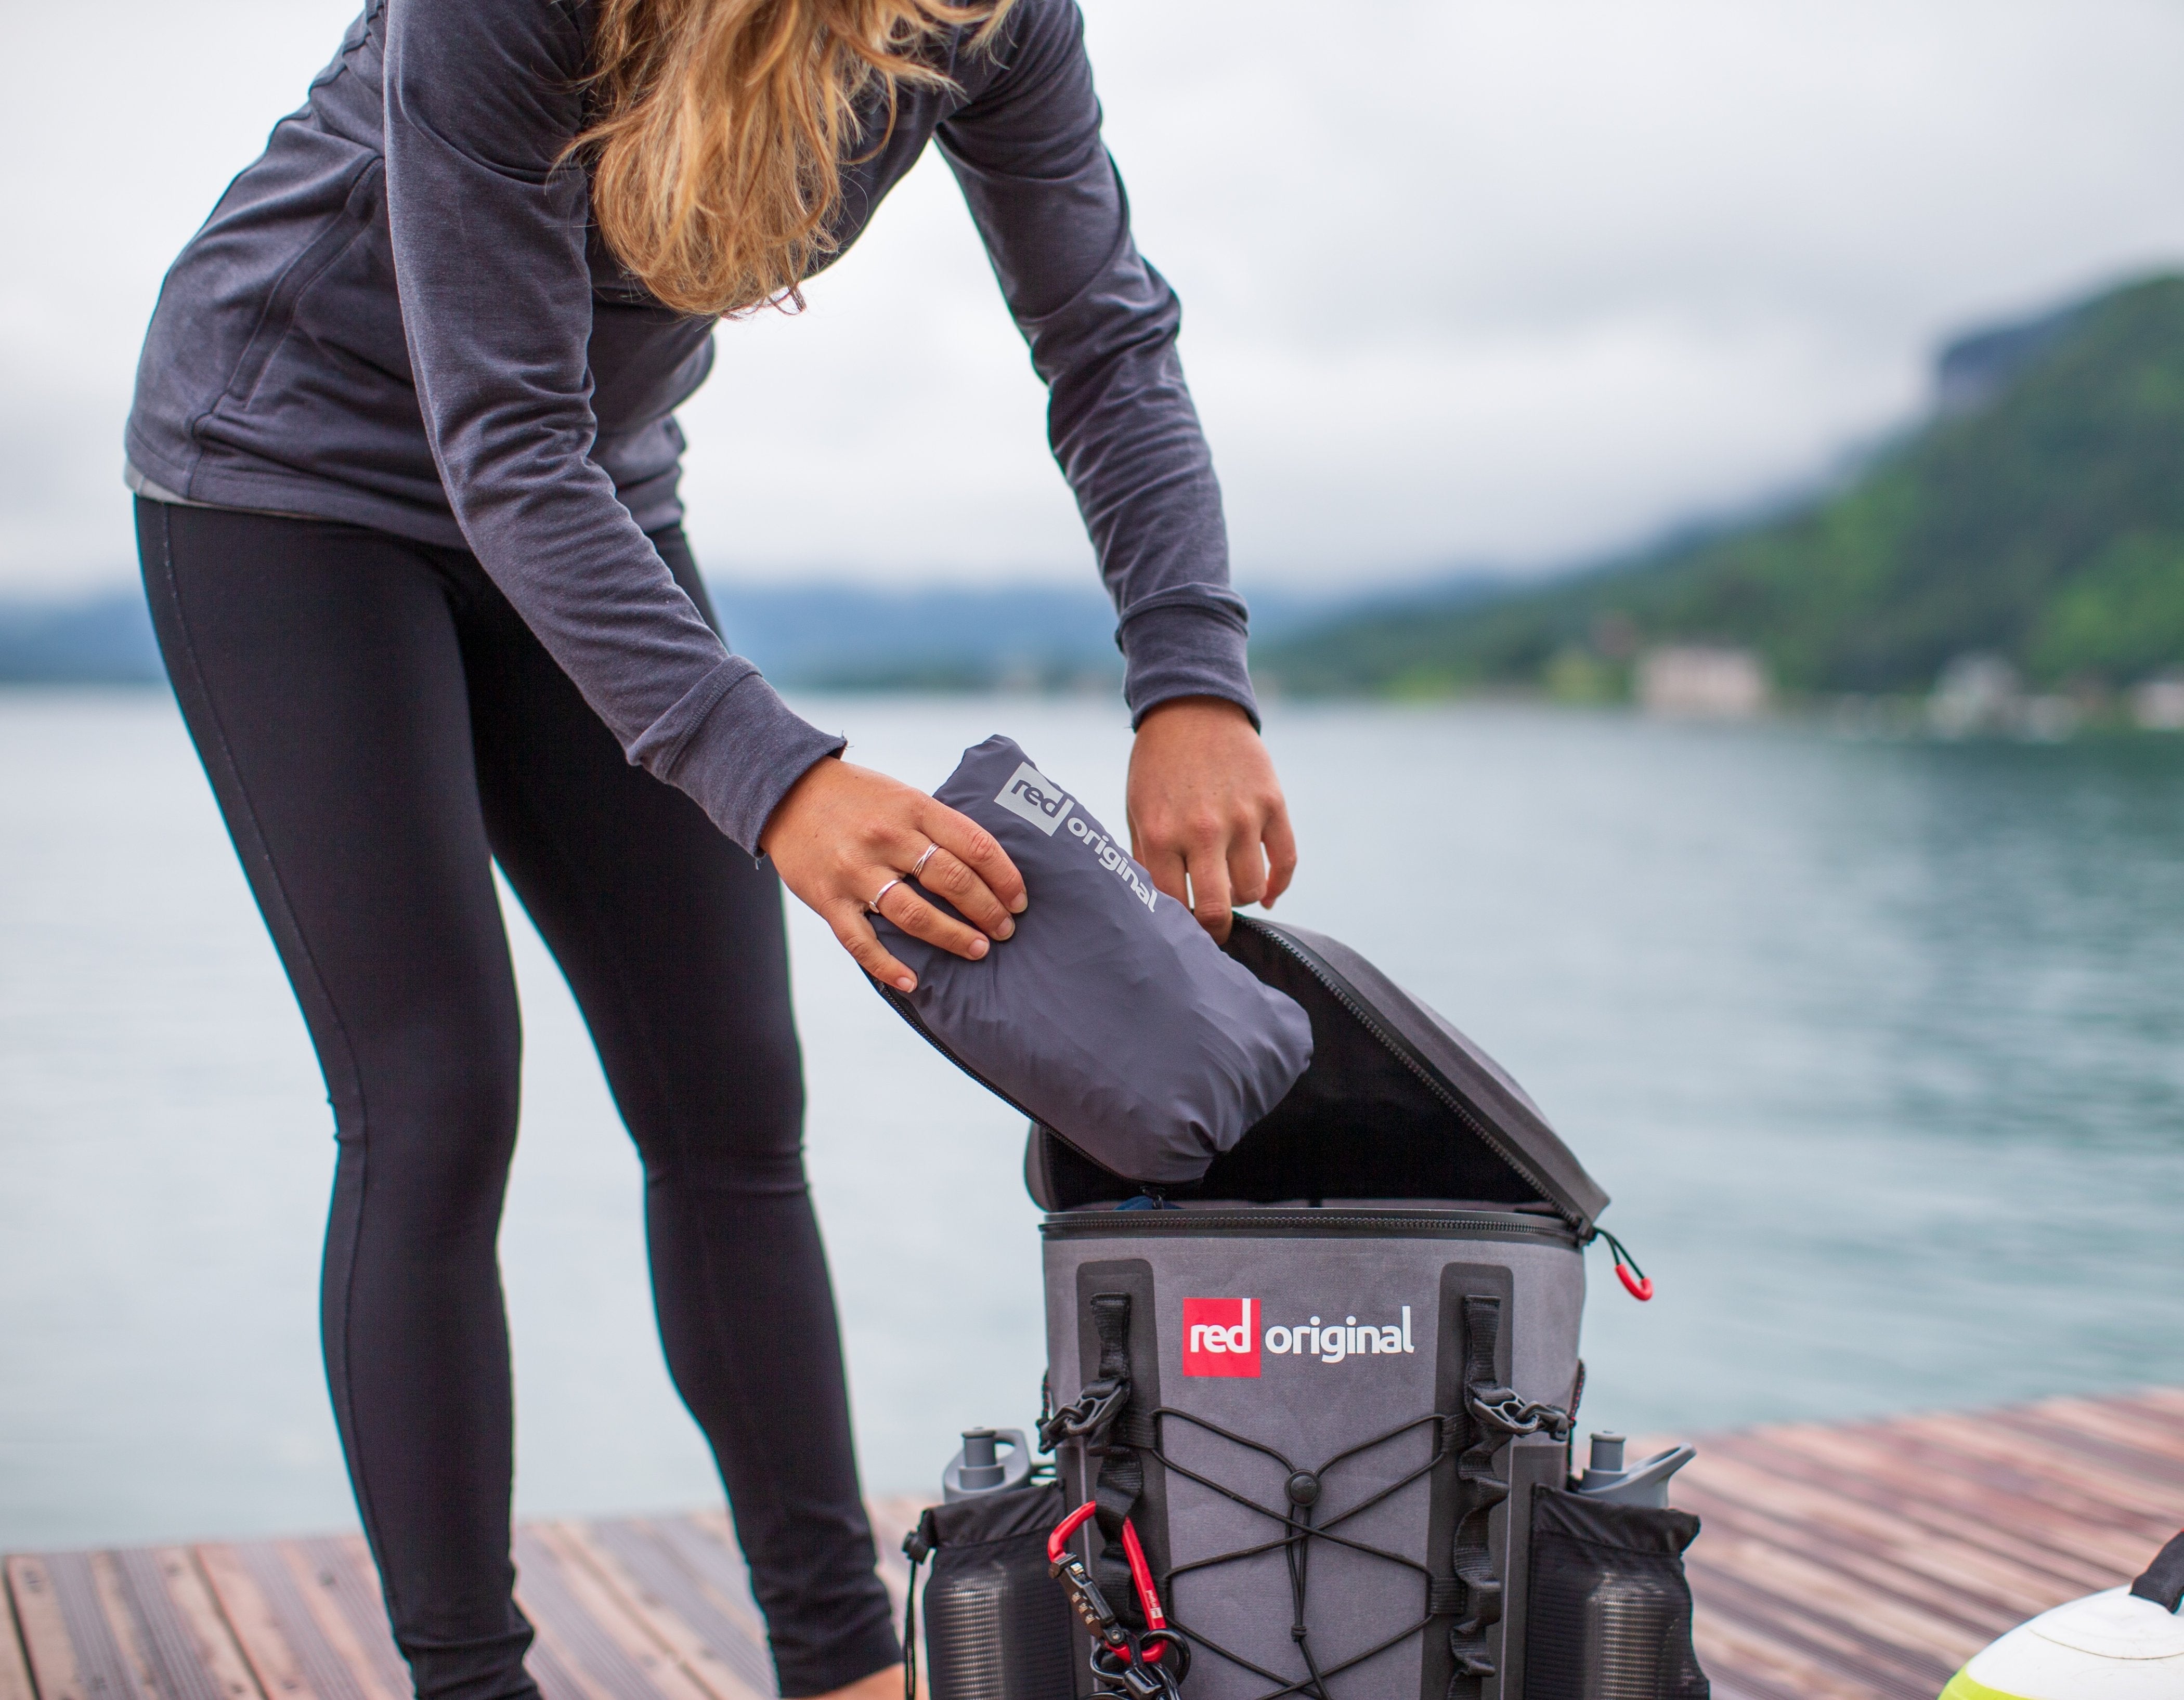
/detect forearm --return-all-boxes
[384,0,840,853]
[938,0,1257,726]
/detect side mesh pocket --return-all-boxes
[1524,1487,1709,1700]
[913,1484,1076,1700]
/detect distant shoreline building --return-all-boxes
[1636,645,1770,719]
[2134,673,2184,730]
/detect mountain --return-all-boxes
[0,592,164,684]
[1259,274,2184,699]
[0,576,1410,690]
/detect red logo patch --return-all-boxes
[1182,1298,1260,1378]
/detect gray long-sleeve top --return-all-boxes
[126,0,1254,853]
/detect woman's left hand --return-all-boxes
[1127,697,1298,943]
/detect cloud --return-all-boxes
[5,0,2182,592]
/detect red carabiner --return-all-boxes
[1047,1499,1100,1565]
[1048,1501,1171,1665]
[1119,1518,1169,1660]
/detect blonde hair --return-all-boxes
[579,0,1012,317]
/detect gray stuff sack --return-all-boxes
[869,736,1313,1184]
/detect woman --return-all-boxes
[126,1,1293,1697]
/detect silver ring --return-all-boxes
[910,842,941,881]
[866,877,904,915]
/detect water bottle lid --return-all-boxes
[942,1427,1033,1501]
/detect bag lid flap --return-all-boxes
[1028,916,1610,1235]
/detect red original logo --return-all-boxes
[1182,1298,1260,1378]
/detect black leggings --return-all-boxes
[136,499,897,1700]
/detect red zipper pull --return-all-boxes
[1599,1230,1654,1301]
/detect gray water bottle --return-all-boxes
[1524,1433,1708,1699]
[943,1427,1033,1501]
[921,1430,1073,1700]
[1572,1431,1696,1507]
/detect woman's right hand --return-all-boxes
[759,756,1028,992]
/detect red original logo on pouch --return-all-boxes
[1182,1298,1260,1377]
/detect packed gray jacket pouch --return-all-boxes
[870,736,1312,1183]
[1034,922,1666,1700]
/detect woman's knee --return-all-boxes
[636,1072,809,1197]
[330,1005,524,1221]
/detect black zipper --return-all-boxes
[1232,917,1585,1232]
[1041,1208,1577,1246]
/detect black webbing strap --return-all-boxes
[1446,1294,1511,1695]
[1087,1292,1151,1628]
[901,1509,937,1700]
[2131,1527,2184,1613]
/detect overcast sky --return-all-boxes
[6,0,2183,595]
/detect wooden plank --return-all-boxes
[645,1519,775,1667]
[554,1522,770,1700]
[1674,1482,2022,1643]
[131,1552,259,1700]
[1704,1428,2140,1588]
[85,1550,260,1700]
[1682,1519,1986,1675]
[87,1555,172,1700]
[264,1542,400,1700]
[2023,1395,2184,1469]
[1902,1411,2184,1528]
[1687,1566,1951,1700]
[191,1550,310,1700]
[24,1552,149,1700]
[1674,1398,2184,1700]
[1687,1604,1883,1700]
[1679,1505,1994,1664]
[512,1526,712,1700]
[1685,1440,2111,1610]
[196,1544,392,1700]
[2131,1387,2184,1424]
[1975,1406,2184,1493]
[281,1543,401,1700]
[1,1575,37,1700]
[1777,1414,2170,1544]
[6,1558,89,1700]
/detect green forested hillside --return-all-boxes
[1261,275,2184,697]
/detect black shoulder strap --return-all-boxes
[1086,1292,1151,1628]
[1446,1294,1511,1694]
[901,1508,939,1700]
[1442,1294,1576,1698]
[2132,1527,2184,1613]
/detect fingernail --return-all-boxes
[1010,894,1028,913]
[895,974,916,992]
[968,936,989,958]
[995,919,1015,940]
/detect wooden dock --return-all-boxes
[6,1389,2181,1700]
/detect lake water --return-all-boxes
[4,689,2182,1550]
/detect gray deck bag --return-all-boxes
[870,737,1313,1183]
[1032,921,1693,1700]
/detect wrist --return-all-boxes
[1135,695,1254,733]
[757,747,844,857]
[1120,599,1258,730]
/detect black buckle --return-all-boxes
[1467,1387,1573,1440]
[1038,1376,1130,1451]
